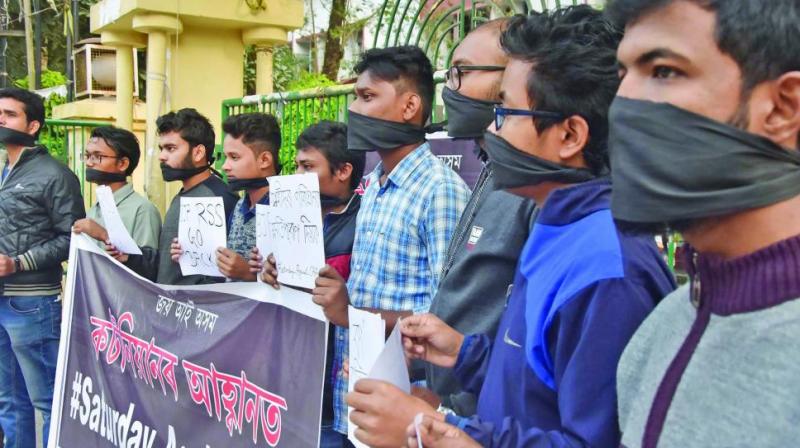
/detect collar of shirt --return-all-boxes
[239,190,270,222]
[370,142,430,190]
[109,183,135,206]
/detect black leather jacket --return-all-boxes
[0,146,85,295]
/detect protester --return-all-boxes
[424,17,536,418]
[170,112,280,282]
[253,120,365,447]
[0,87,85,448]
[261,45,470,440]
[349,7,675,447]
[71,126,162,280]
[155,108,238,285]
[604,0,800,445]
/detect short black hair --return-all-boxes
[222,112,282,174]
[90,126,141,175]
[606,0,800,94]
[354,45,435,124]
[296,121,366,190]
[0,87,45,138]
[501,6,622,175]
[156,108,216,163]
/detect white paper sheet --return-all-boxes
[96,185,142,255]
[347,307,385,448]
[178,196,226,277]
[268,173,321,210]
[368,318,411,393]
[264,206,325,289]
[255,204,271,283]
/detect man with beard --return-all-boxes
[156,108,238,285]
[605,0,800,446]
[171,112,281,281]
[72,126,162,280]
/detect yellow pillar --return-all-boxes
[255,47,274,94]
[133,14,182,213]
[243,26,288,95]
[100,31,146,131]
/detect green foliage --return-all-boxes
[275,72,338,174]
[14,70,69,162]
[272,45,302,94]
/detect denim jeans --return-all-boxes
[0,295,61,448]
[320,424,356,448]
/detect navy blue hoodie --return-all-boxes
[445,179,676,447]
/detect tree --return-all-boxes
[320,0,346,80]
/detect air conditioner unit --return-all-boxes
[73,40,139,99]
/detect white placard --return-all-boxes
[269,173,321,210]
[255,204,271,283]
[96,185,142,255]
[266,206,325,289]
[347,307,386,448]
[178,197,226,277]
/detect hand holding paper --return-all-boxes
[94,185,142,255]
[400,313,465,368]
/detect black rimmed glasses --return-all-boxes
[445,65,505,91]
[80,152,120,164]
[494,106,565,131]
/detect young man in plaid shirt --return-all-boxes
[261,46,470,444]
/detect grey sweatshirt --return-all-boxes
[618,237,800,447]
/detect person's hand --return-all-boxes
[406,414,479,448]
[216,247,256,281]
[0,254,15,277]
[346,379,437,448]
[312,265,350,327]
[72,218,109,242]
[248,247,264,274]
[257,252,280,289]
[104,242,129,263]
[401,313,465,368]
[411,385,441,409]
[170,238,183,263]
[342,358,349,380]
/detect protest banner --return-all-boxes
[49,235,328,448]
[178,197,227,277]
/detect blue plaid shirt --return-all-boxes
[332,142,471,433]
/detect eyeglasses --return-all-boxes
[494,106,565,131]
[80,152,120,164]
[445,65,505,91]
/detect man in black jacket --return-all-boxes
[0,87,85,448]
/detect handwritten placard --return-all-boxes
[263,207,325,289]
[96,185,142,255]
[178,197,226,277]
[265,173,325,289]
[269,173,321,210]
[347,307,385,448]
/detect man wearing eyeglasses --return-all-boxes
[72,126,162,280]
[425,16,537,416]
[352,7,676,448]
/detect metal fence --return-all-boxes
[219,74,448,173]
[43,118,106,209]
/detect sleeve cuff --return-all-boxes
[18,252,36,271]
[445,413,468,430]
